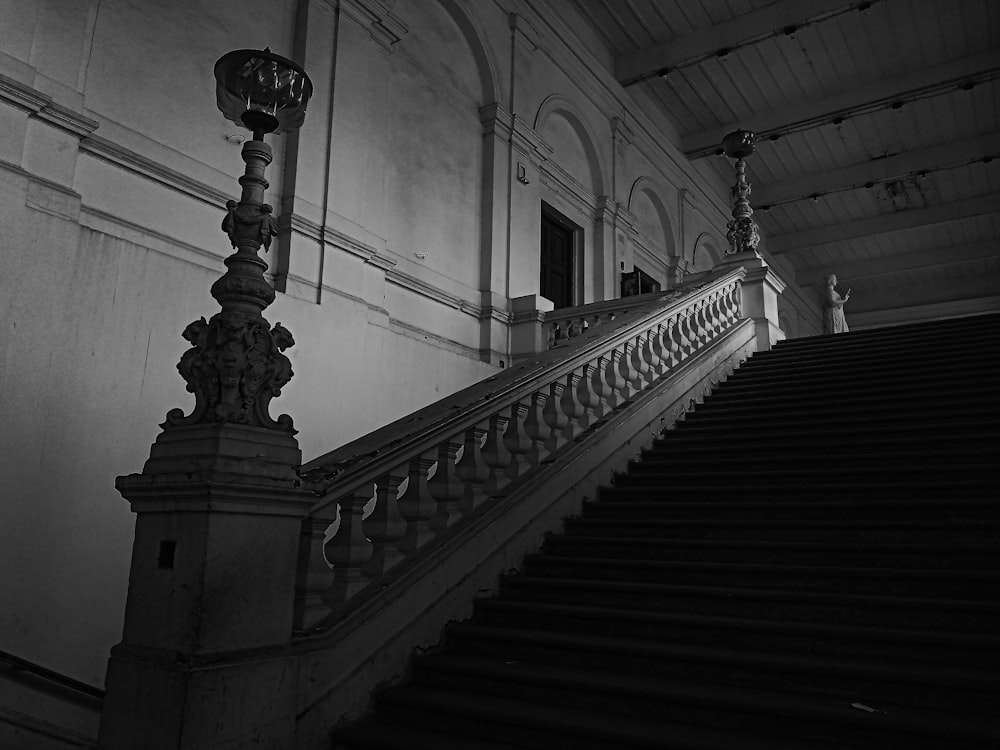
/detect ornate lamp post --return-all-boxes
[722,129,761,256]
[713,129,785,351]
[165,49,313,433]
[100,50,317,749]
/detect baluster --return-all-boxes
[576,360,604,427]
[524,389,552,466]
[455,423,489,513]
[649,323,668,378]
[362,471,407,579]
[638,330,659,386]
[323,487,376,608]
[481,412,512,494]
[707,295,721,338]
[705,293,722,340]
[603,348,627,409]
[543,379,569,453]
[665,315,681,370]
[617,341,639,399]
[693,301,708,348]
[504,401,532,480]
[678,311,695,358]
[294,512,337,630]
[560,370,586,441]
[397,454,437,553]
[628,333,651,391]
[545,321,556,349]
[428,436,465,531]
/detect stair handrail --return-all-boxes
[293,266,746,630]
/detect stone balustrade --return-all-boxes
[543,289,685,348]
[294,268,745,630]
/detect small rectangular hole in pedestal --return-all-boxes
[157,540,176,569]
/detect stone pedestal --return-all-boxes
[97,424,318,750]
[713,251,786,350]
[509,293,554,358]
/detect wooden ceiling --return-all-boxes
[579,0,1000,326]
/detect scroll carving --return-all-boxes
[164,310,296,432]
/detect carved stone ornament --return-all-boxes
[726,215,761,255]
[164,311,296,433]
[222,200,279,252]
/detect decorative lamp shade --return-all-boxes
[722,130,756,159]
[214,48,313,137]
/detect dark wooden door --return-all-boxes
[540,213,574,309]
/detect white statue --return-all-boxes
[823,274,851,334]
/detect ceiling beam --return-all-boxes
[614,0,861,87]
[682,50,1000,159]
[795,240,1000,286]
[767,193,1000,254]
[753,133,1000,207]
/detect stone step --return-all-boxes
[541,535,1000,569]
[408,653,1000,749]
[586,496,1000,523]
[520,555,1000,599]
[497,575,1000,632]
[369,682,817,750]
[444,623,1000,716]
[560,517,1000,544]
[472,600,1000,671]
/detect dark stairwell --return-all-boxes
[332,313,1000,749]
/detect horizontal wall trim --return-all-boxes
[0,72,98,135]
[79,135,230,210]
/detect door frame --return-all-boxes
[540,201,584,308]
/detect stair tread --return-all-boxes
[415,654,1000,740]
[501,575,1000,613]
[376,682,829,750]
[547,535,1000,553]
[523,554,1000,581]
[334,721,518,750]
[447,623,1000,687]
[476,599,1000,649]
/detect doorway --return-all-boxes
[540,205,578,309]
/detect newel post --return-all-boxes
[712,129,786,350]
[98,50,318,750]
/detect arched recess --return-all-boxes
[363,0,495,292]
[533,94,607,199]
[435,0,503,106]
[626,177,676,258]
[691,232,724,272]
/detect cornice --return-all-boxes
[386,268,483,318]
[79,134,229,208]
[0,72,99,136]
[282,212,397,271]
[511,115,553,162]
[0,72,48,113]
[339,0,408,51]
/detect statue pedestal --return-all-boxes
[98,424,317,749]
[713,251,786,350]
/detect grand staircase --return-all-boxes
[332,313,1000,749]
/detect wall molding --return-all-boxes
[337,0,409,50]
[0,72,99,136]
[79,135,229,209]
